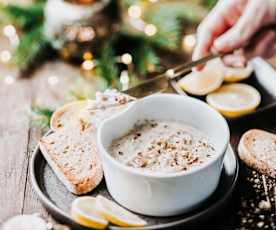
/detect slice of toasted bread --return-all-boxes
[39,124,103,195]
[238,129,276,178]
[94,89,135,108]
[78,104,129,128]
[51,90,135,131]
[42,90,134,194]
[50,100,89,131]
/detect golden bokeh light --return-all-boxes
[128,5,142,19]
[144,24,157,36]
[121,53,132,65]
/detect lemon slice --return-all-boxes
[96,195,147,227]
[178,59,224,96]
[50,100,89,131]
[206,83,261,117]
[224,63,253,82]
[71,197,108,229]
[3,214,47,230]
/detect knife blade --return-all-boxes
[123,53,221,98]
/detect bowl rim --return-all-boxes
[97,94,230,179]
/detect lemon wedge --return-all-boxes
[50,100,89,131]
[3,214,47,230]
[224,63,253,82]
[96,195,147,227]
[178,59,224,96]
[71,197,108,229]
[206,83,261,117]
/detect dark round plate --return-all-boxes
[30,143,238,230]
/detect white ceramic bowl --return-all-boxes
[97,94,230,216]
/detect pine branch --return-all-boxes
[0,2,50,70]
[202,0,218,9]
[1,3,45,31]
[13,26,50,70]
[31,105,54,129]
[95,43,120,87]
[132,42,161,76]
[144,2,207,50]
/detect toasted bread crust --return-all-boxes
[50,100,88,131]
[238,129,276,178]
[43,91,135,194]
[39,125,103,195]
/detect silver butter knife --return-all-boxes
[123,53,222,98]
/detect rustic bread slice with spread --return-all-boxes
[50,89,135,131]
[238,129,276,178]
[39,124,103,195]
[40,90,135,194]
[50,100,88,131]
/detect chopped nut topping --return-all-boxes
[110,120,215,173]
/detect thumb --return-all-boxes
[213,0,264,52]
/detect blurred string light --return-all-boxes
[3,25,16,38]
[182,34,196,53]
[120,70,130,91]
[128,5,142,19]
[166,69,175,78]
[127,4,158,37]
[83,51,93,60]
[144,24,157,36]
[78,27,95,42]
[147,63,155,72]
[47,75,59,85]
[128,18,146,31]
[4,75,15,85]
[148,0,158,2]
[121,53,132,65]
[0,50,11,63]
[3,24,19,47]
[82,60,95,71]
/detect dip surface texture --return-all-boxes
[109,120,216,173]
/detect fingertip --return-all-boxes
[213,38,228,53]
[222,54,246,68]
[192,64,205,72]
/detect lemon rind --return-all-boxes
[96,196,147,227]
[71,211,108,229]
[178,78,223,96]
[206,83,261,117]
[71,197,108,229]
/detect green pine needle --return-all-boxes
[1,3,45,31]
[202,0,218,9]
[95,43,120,87]
[144,2,206,50]
[13,26,50,70]
[132,43,161,76]
[0,2,49,69]
[31,105,54,129]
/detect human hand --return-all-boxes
[193,0,276,70]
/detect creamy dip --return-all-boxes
[109,120,216,173]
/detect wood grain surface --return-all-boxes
[0,38,276,229]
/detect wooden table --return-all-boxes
[1,30,276,228]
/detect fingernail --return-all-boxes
[192,65,204,72]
